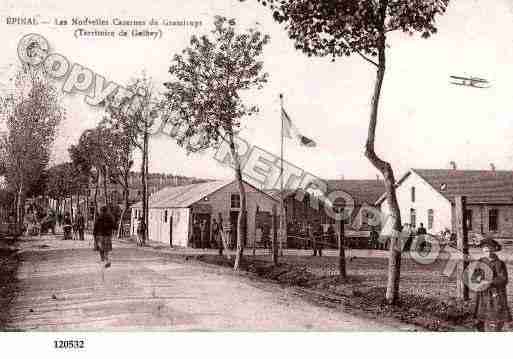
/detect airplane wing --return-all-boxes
[470,82,491,88]
[450,75,469,80]
[471,77,489,83]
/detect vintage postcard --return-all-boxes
[0,0,511,356]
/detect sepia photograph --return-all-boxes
[0,0,512,356]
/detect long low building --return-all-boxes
[131,179,280,247]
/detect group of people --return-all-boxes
[189,218,224,250]
[60,212,86,241]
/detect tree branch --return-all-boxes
[357,51,379,67]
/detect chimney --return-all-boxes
[449,161,457,170]
[490,163,496,172]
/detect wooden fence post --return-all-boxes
[253,206,258,256]
[272,204,278,265]
[455,195,469,301]
[338,219,346,279]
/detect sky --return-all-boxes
[1,0,513,183]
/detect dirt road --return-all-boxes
[3,235,414,331]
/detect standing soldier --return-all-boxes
[315,222,323,256]
[473,238,511,331]
[62,212,73,240]
[370,227,379,250]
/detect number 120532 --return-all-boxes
[54,340,85,349]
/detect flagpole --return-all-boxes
[279,93,285,257]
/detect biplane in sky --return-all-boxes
[450,75,491,88]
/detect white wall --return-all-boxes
[146,207,189,247]
[380,171,452,235]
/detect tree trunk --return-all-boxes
[364,31,403,306]
[144,130,149,244]
[228,132,247,271]
[93,172,99,226]
[70,194,74,219]
[16,184,23,230]
[85,192,90,230]
[117,187,129,239]
[141,128,149,246]
[102,166,109,207]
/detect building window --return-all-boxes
[230,194,240,208]
[428,209,434,230]
[489,209,499,231]
[465,209,473,231]
[410,208,416,229]
[164,210,168,223]
[411,187,416,203]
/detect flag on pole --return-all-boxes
[281,108,316,147]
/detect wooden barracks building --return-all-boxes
[131,180,280,247]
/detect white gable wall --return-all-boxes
[380,171,452,235]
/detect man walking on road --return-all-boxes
[93,206,115,268]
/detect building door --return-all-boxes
[230,211,239,248]
[196,213,212,247]
[169,215,173,247]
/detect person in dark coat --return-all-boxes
[62,212,73,240]
[370,228,380,250]
[93,206,115,268]
[416,222,427,235]
[473,238,511,331]
[312,222,323,256]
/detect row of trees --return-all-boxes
[0,65,64,226]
